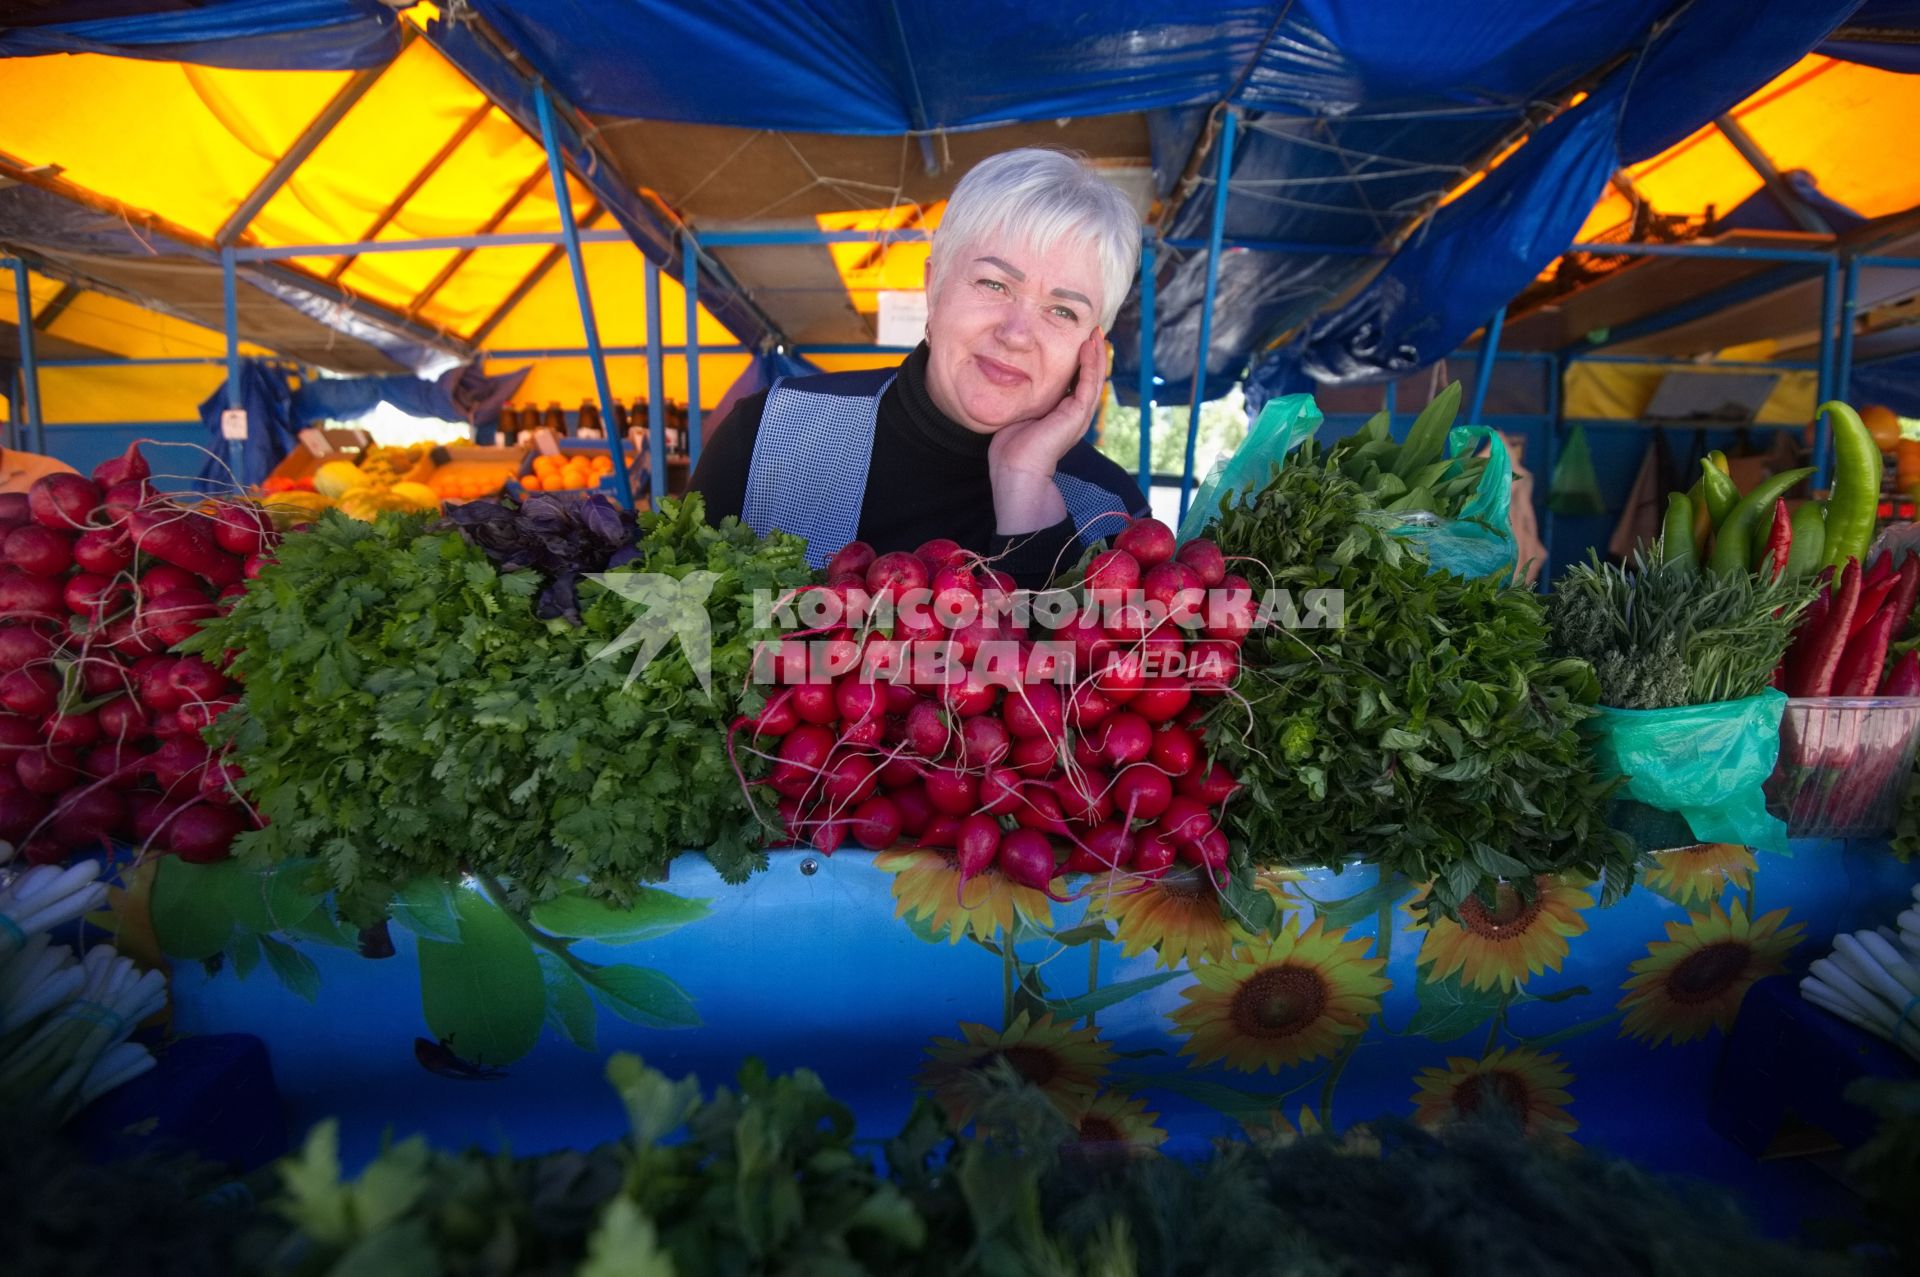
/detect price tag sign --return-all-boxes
[877,289,928,347]
[298,427,330,457]
[220,408,249,441]
[531,428,561,456]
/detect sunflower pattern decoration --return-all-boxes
[1618,900,1805,1046]
[1171,918,1390,1074]
[1411,875,1592,993]
[875,848,1058,944]
[1411,1046,1578,1144]
[1087,867,1293,969]
[919,1011,1115,1128]
[1059,1091,1168,1153]
[1641,843,1757,910]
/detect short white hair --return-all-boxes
[927,148,1142,330]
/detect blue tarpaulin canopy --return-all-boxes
[4,0,1918,413]
[0,0,399,70]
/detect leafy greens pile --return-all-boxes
[436,492,639,622]
[1325,381,1492,519]
[1197,445,1631,917]
[1550,547,1816,709]
[188,496,811,923]
[207,1054,1840,1277]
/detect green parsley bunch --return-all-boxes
[187,496,811,923]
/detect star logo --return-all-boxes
[587,570,722,692]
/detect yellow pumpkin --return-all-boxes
[314,459,370,500]
[389,481,441,512]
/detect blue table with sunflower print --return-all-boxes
[166,839,1919,1213]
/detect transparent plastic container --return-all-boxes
[1764,696,1920,838]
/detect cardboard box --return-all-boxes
[412,443,530,503]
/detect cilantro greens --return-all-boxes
[186,496,811,924]
[1199,446,1634,919]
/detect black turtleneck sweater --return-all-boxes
[689,344,1147,588]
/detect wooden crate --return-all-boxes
[257,428,371,489]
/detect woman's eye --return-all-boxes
[1050,307,1079,323]
[977,278,1007,294]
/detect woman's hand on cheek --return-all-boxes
[986,327,1103,481]
[987,327,1102,536]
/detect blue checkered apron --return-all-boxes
[743,370,1133,567]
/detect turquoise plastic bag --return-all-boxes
[1388,423,1516,580]
[1177,393,1322,543]
[1176,394,1518,581]
[1584,689,1789,855]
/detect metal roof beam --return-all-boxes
[466,205,605,347]
[421,10,782,353]
[31,281,80,331]
[408,165,550,322]
[0,152,469,369]
[214,57,395,249]
[1714,113,1832,236]
[327,100,497,284]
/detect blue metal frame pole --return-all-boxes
[1815,254,1839,489]
[682,234,702,469]
[1836,256,1860,407]
[1467,305,1506,424]
[1180,108,1237,526]
[1135,238,1157,499]
[1569,241,1833,264]
[1543,354,1563,588]
[9,260,44,454]
[535,87,633,509]
[644,260,668,507]
[220,246,245,486]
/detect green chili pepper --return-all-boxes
[1784,501,1826,579]
[1698,457,1740,527]
[1709,450,1731,476]
[1707,466,1816,576]
[1686,477,1711,555]
[1820,400,1881,572]
[1661,493,1697,568]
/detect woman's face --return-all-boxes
[923,234,1104,433]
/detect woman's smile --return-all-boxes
[973,354,1029,387]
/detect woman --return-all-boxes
[690,148,1150,588]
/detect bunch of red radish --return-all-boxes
[731,515,1250,896]
[0,443,275,866]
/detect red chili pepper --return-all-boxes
[1882,555,1920,644]
[1882,649,1920,697]
[1806,558,1863,697]
[1836,601,1901,696]
[1782,580,1837,695]
[1764,497,1791,580]
[1851,568,1900,640]
[1867,550,1897,590]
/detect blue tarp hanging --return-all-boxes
[1852,354,1920,419]
[0,0,401,70]
[1242,0,1867,410]
[196,360,299,493]
[1819,0,1920,73]
[289,364,531,432]
[469,1,1279,135]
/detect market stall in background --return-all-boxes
[6,3,1920,1274]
